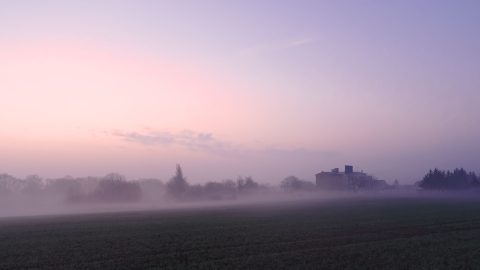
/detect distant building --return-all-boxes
[316,165,387,190]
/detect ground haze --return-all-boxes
[1,196,480,269]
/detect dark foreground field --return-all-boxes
[2,197,480,269]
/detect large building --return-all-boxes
[316,165,387,190]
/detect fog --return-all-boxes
[2,164,480,218]
[0,166,400,218]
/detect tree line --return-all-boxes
[4,165,477,203]
[418,168,480,190]
[0,164,319,204]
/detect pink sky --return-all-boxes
[1,1,480,183]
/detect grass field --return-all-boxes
[1,196,480,269]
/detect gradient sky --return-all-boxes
[1,0,480,184]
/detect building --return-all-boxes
[316,165,387,190]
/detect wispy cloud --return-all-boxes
[112,130,232,155]
[112,129,336,166]
[283,37,317,49]
[237,37,316,57]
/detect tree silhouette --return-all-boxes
[237,176,259,193]
[419,168,478,190]
[281,176,314,192]
[166,164,189,199]
[93,173,141,202]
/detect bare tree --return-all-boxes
[93,173,141,202]
[237,176,259,193]
[23,175,44,195]
[281,176,314,192]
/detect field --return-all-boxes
[2,196,480,269]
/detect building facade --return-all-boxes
[316,165,387,190]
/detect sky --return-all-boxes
[1,0,480,184]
